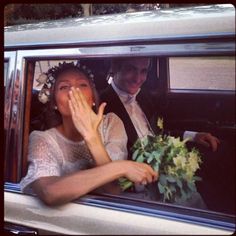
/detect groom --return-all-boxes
[100,57,235,213]
[100,57,220,156]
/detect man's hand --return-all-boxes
[194,132,220,152]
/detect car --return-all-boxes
[4,4,235,234]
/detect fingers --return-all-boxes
[136,163,158,185]
[196,132,220,152]
[69,87,88,110]
[204,133,220,152]
[97,102,106,120]
[68,99,75,116]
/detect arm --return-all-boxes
[32,160,158,206]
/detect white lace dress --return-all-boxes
[20,112,128,193]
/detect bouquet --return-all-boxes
[119,118,202,204]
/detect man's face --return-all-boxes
[114,57,150,95]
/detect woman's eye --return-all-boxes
[59,85,70,90]
[79,83,88,88]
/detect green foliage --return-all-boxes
[119,134,202,204]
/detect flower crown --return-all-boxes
[37,61,95,104]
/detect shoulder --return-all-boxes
[103,112,124,126]
[101,112,127,137]
[29,128,54,139]
[27,128,61,160]
[29,128,57,146]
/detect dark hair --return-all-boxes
[44,62,100,129]
[111,57,152,74]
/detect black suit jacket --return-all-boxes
[100,85,184,158]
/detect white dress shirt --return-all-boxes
[111,80,154,138]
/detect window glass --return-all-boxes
[169,57,235,90]
[21,57,236,219]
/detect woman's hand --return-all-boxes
[68,87,106,141]
[119,160,158,185]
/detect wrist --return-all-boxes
[112,160,128,178]
[84,132,101,145]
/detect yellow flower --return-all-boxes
[166,166,176,175]
[157,117,164,130]
[169,136,184,148]
[187,152,200,172]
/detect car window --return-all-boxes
[169,56,235,90]
[23,55,234,215]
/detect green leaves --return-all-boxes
[120,134,202,204]
[118,177,133,191]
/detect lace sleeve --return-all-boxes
[101,113,128,161]
[20,131,62,193]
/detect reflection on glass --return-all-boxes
[169,57,236,90]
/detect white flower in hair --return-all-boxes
[49,76,54,81]
[36,73,48,86]
[38,90,49,104]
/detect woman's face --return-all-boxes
[54,71,94,117]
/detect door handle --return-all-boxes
[4,222,38,235]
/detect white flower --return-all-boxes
[170,137,185,148]
[38,90,49,104]
[49,76,54,81]
[36,73,47,86]
[173,154,187,169]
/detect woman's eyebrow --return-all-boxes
[57,80,70,84]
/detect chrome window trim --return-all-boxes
[15,41,235,60]
[4,183,235,232]
[4,51,19,180]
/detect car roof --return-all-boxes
[4,4,235,48]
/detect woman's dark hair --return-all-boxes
[43,62,99,129]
